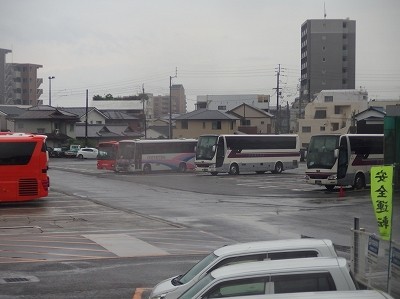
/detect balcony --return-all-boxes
[37,78,43,87]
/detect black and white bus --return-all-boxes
[195,134,300,175]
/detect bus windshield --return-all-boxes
[98,143,117,160]
[196,135,218,160]
[307,135,339,169]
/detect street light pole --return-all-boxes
[48,76,55,106]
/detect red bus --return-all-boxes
[0,133,49,202]
[97,141,119,170]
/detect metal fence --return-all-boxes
[351,218,400,298]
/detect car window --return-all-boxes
[209,254,266,273]
[203,277,266,298]
[270,272,336,294]
[267,250,318,260]
[179,253,219,284]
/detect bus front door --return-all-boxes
[215,138,225,168]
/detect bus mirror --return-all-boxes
[334,149,339,158]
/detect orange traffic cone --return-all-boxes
[339,186,345,198]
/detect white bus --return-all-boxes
[115,139,197,173]
[195,134,300,175]
[305,134,384,190]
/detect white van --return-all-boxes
[148,239,337,299]
[219,290,395,299]
[166,257,356,299]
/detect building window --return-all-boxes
[96,121,102,124]
[241,119,250,126]
[322,57,326,62]
[212,121,222,130]
[342,79,347,84]
[320,126,326,131]
[203,122,206,129]
[302,126,311,133]
[181,120,188,129]
[231,121,234,130]
[261,121,265,124]
[314,110,327,119]
[324,96,333,102]
[343,22,347,28]
[342,67,347,73]
[334,106,341,114]
[343,56,347,62]
[343,33,347,39]
[332,123,339,131]
[69,124,74,132]
[343,45,347,51]
[217,105,226,110]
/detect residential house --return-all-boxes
[60,107,108,125]
[354,107,386,134]
[75,123,142,146]
[227,103,275,134]
[0,105,29,131]
[173,109,239,139]
[10,105,80,148]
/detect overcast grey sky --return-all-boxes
[1,0,399,110]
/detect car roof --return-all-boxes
[213,239,334,257]
[227,290,394,299]
[211,257,346,279]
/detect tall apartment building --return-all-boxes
[0,48,43,105]
[151,84,186,119]
[300,19,356,103]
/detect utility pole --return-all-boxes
[169,67,177,139]
[85,89,88,147]
[273,64,282,134]
[142,84,147,139]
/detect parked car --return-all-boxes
[76,147,98,159]
[148,239,338,299]
[49,147,67,158]
[64,148,79,158]
[163,257,357,299]
[224,290,395,299]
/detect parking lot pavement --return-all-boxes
[0,190,232,263]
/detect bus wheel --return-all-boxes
[143,164,151,173]
[353,173,365,190]
[272,162,283,174]
[325,185,335,191]
[229,163,239,175]
[178,162,187,173]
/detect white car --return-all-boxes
[76,147,98,159]
[148,239,338,299]
[164,257,357,299]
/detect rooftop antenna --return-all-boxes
[324,2,327,19]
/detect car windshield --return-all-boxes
[178,273,214,299]
[178,252,218,284]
